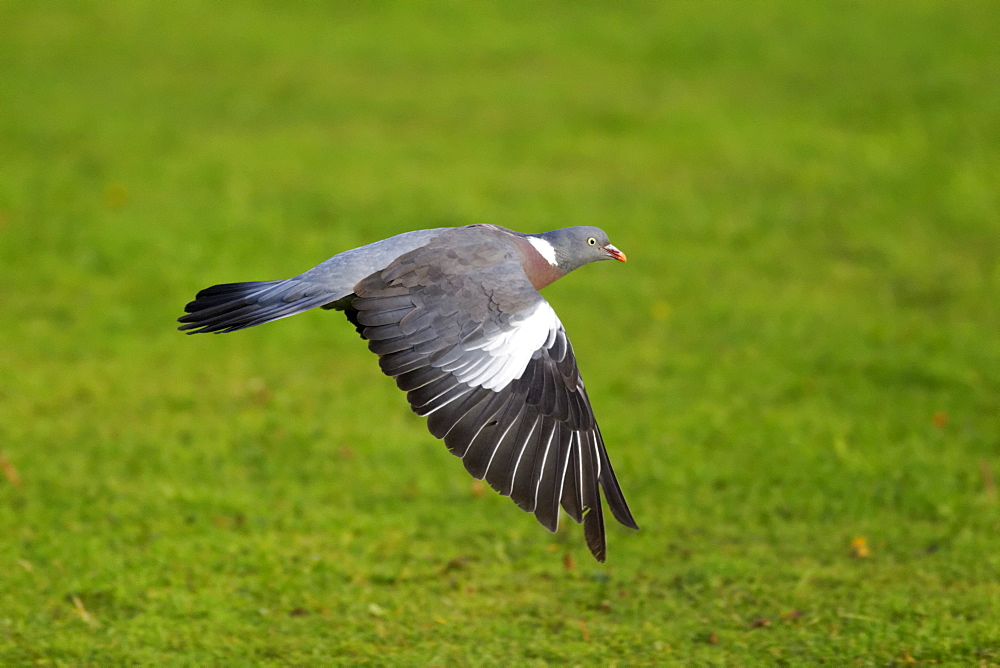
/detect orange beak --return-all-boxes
[602,244,627,262]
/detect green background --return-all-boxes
[2,2,997,664]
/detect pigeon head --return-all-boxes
[528,226,627,273]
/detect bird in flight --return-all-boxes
[179,224,637,561]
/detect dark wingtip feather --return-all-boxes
[595,426,639,530]
[580,442,608,562]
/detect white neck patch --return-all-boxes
[527,236,558,266]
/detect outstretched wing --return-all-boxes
[349,235,637,561]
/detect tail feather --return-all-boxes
[178,279,338,334]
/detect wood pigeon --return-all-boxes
[179,224,637,561]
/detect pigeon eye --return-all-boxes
[587,237,597,246]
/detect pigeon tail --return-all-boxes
[178,279,344,334]
[178,228,451,335]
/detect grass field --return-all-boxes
[2,1,998,664]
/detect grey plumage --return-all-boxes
[179,224,636,561]
[178,228,447,334]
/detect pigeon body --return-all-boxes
[179,224,636,561]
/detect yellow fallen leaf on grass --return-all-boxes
[981,459,996,498]
[71,595,99,627]
[850,536,871,558]
[0,452,21,488]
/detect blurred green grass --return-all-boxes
[1,1,998,664]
